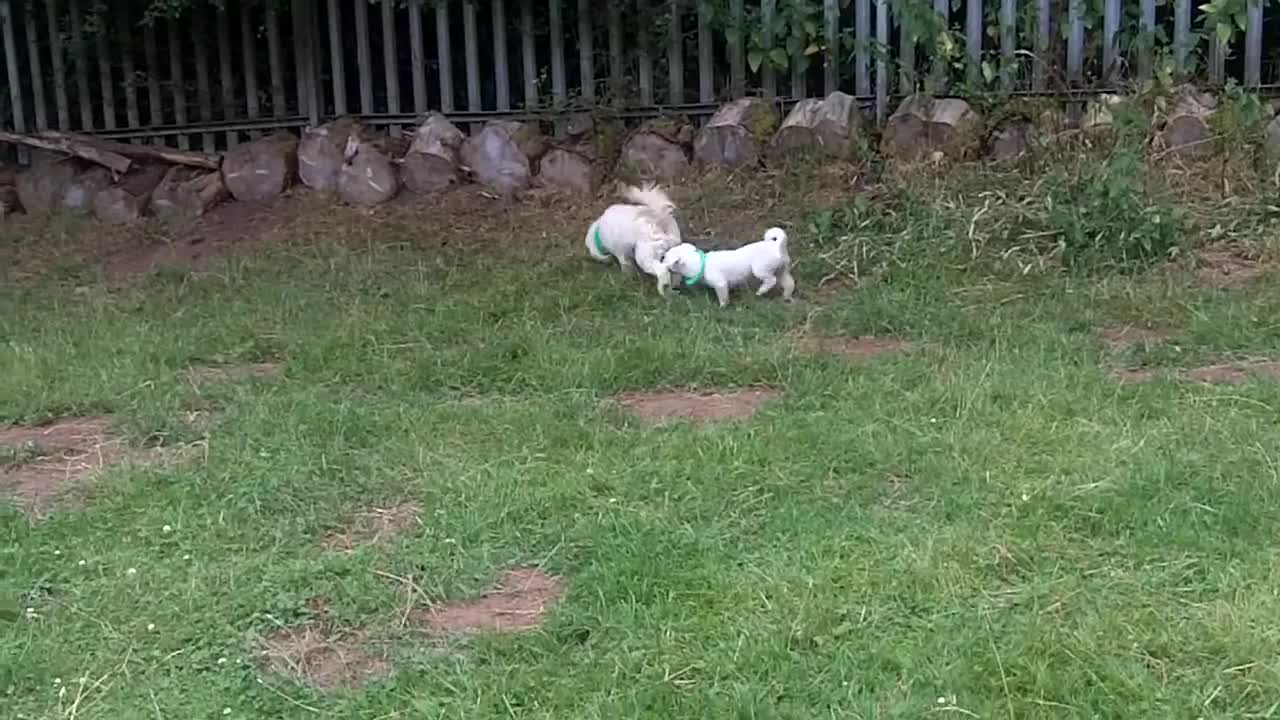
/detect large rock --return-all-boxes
[338,136,399,206]
[694,97,779,169]
[770,91,865,161]
[222,131,299,202]
[16,160,78,213]
[92,164,167,224]
[484,120,547,163]
[0,168,18,218]
[881,95,983,161]
[401,113,465,195]
[460,125,531,197]
[151,166,229,221]
[1159,86,1216,158]
[619,117,694,182]
[987,117,1038,161]
[59,165,113,212]
[298,116,366,193]
[538,147,597,194]
[1266,114,1280,163]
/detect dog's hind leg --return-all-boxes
[616,254,636,273]
[655,270,671,297]
[779,269,796,301]
[712,281,731,307]
[755,275,778,296]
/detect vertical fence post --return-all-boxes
[930,0,947,91]
[409,0,428,114]
[23,5,47,132]
[193,6,215,151]
[464,0,482,122]
[637,0,653,105]
[240,4,261,125]
[579,0,596,103]
[495,0,512,110]
[265,4,286,118]
[354,0,374,113]
[856,0,870,96]
[875,0,888,123]
[1245,0,1262,87]
[69,0,93,130]
[1173,0,1190,76]
[168,18,188,148]
[550,0,568,112]
[438,2,456,113]
[121,8,140,139]
[0,0,27,162]
[380,0,400,132]
[761,0,776,99]
[522,0,538,107]
[1102,0,1119,83]
[1033,0,1049,90]
[95,11,116,130]
[899,5,916,92]
[216,6,237,147]
[999,0,1015,89]
[965,0,982,83]
[697,0,713,101]
[1067,0,1083,85]
[46,0,71,130]
[730,0,745,98]
[668,0,683,104]
[1138,0,1155,78]
[144,22,161,144]
[824,0,838,94]
[327,0,347,116]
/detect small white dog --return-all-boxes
[661,227,795,307]
[584,184,682,296]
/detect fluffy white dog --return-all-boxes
[584,184,682,296]
[661,227,795,307]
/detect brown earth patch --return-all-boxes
[0,416,170,515]
[1095,324,1170,351]
[613,387,782,426]
[1192,245,1267,289]
[320,502,422,553]
[411,567,563,637]
[189,361,282,385]
[1111,360,1280,385]
[260,622,391,691]
[797,334,915,360]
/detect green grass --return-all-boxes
[5,190,1280,718]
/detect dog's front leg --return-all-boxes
[755,276,778,296]
[779,269,796,301]
[616,254,636,273]
[712,282,731,307]
[655,270,670,297]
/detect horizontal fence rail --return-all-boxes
[3,0,1280,156]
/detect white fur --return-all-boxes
[662,227,795,307]
[584,184,682,296]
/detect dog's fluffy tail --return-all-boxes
[621,183,677,217]
[585,219,610,262]
[764,227,788,252]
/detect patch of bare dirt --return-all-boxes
[411,567,563,636]
[1192,245,1267,289]
[613,387,782,426]
[797,334,915,360]
[189,361,282,385]
[0,416,168,515]
[320,502,422,553]
[1111,360,1280,385]
[260,622,391,691]
[1095,324,1170,351]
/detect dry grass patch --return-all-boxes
[1192,244,1267,289]
[259,621,391,691]
[1111,360,1280,385]
[612,387,782,426]
[0,416,175,515]
[411,567,563,637]
[319,502,422,553]
[1095,323,1171,352]
[796,333,915,360]
[188,362,282,385]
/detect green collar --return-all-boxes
[684,249,706,286]
[593,226,608,257]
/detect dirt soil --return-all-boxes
[1192,245,1267,290]
[1095,324,1170,351]
[0,416,147,514]
[1111,360,1280,385]
[319,502,422,553]
[260,622,391,691]
[797,334,915,360]
[189,362,282,385]
[411,567,563,636]
[613,387,782,426]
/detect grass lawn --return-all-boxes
[3,164,1280,718]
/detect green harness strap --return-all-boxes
[684,249,707,286]
[593,226,608,257]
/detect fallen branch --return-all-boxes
[39,130,220,170]
[0,130,132,174]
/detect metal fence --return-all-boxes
[2,0,1279,156]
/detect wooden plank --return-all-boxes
[1173,0,1190,75]
[697,0,713,101]
[899,10,916,92]
[23,4,47,131]
[761,0,776,98]
[875,0,887,123]
[381,0,400,131]
[550,0,568,108]
[68,0,93,130]
[730,0,745,97]
[143,22,161,144]
[327,0,347,115]
[580,0,596,102]
[931,0,948,89]
[291,2,306,113]
[0,130,130,173]
[522,0,538,107]
[999,0,1015,89]
[0,0,26,162]
[167,19,188,148]
[464,0,481,120]
[240,4,260,121]
[119,7,139,135]
[408,0,427,112]
[1067,0,1083,84]
[1208,34,1225,85]
[823,0,837,94]
[192,7,214,152]
[965,0,981,82]
[94,14,116,129]
[856,0,870,95]
[494,0,511,109]
[1033,0,1049,90]
[265,7,286,117]
[216,7,237,147]
[437,1,455,112]
[1102,0,1119,82]
[636,0,653,105]
[1138,0,1155,78]
[354,0,373,113]
[46,0,70,130]
[1245,0,1262,86]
